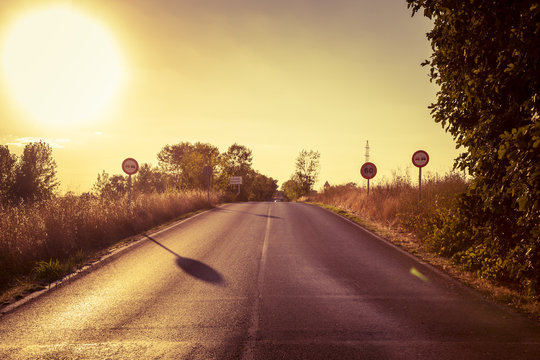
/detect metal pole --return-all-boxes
[127,174,132,210]
[367,178,370,196]
[419,167,422,199]
[207,175,210,204]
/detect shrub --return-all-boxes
[0,190,218,289]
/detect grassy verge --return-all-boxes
[0,191,219,307]
[310,201,540,320]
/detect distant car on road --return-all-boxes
[273,191,284,202]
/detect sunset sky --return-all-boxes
[0,0,459,193]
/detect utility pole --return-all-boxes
[365,140,370,163]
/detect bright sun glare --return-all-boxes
[1,5,124,127]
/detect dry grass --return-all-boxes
[0,190,219,292]
[313,173,467,230]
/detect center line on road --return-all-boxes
[241,204,272,360]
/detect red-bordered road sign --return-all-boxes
[412,150,429,168]
[122,158,139,175]
[361,162,377,179]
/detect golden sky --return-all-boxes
[0,0,459,192]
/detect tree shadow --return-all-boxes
[144,235,225,285]
[214,207,282,219]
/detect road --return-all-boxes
[0,202,539,359]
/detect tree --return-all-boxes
[408,1,540,292]
[294,150,320,196]
[92,171,127,199]
[158,142,220,190]
[133,163,169,193]
[217,144,254,200]
[282,177,303,201]
[0,145,16,204]
[247,171,278,201]
[12,141,58,202]
[219,143,253,176]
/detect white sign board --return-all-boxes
[230,176,243,185]
[412,150,429,168]
[122,158,139,175]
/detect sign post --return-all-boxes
[122,158,139,210]
[230,176,243,196]
[203,165,213,204]
[360,162,377,195]
[412,150,429,198]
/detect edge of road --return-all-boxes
[307,202,540,322]
[0,205,223,316]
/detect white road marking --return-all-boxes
[241,204,272,360]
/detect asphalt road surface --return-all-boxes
[1,202,539,359]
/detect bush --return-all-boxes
[0,190,218,289]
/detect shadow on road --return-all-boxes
[214,207,282,219]
[144,235,225,285]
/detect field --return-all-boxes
[312,173,468,238]
[0,191,218,291]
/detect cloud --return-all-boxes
[6,137,70,149]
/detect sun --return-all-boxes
[1,5,125,127]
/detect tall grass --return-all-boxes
[311,173,468,241]
[0,191,218,289]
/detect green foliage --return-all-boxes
[13,141,59,202]
[408,0,540,294]
[0,142,59,204]
[133,163,169,194]
[0,145,16,204]
[92,171,128,199]
[216,143,253,200]
[281,177,303,201]
[33,258,69,283]
[282,149,320,200]
[246,171,278,201]
[156,141,276,201]
[294,150,320,196]
[158,142,220,190]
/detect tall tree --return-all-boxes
[408,1,540,292]
[217,144,254,200]
[219,143,253,176]
[294,149,320,196]
[13,141,58,202]
[158,142,219,190]
[0,145,16,204]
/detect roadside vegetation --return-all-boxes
[0,140,277,302]
[313,0,540,314]
[311,173,539,316]
[281,149,321,201]
[404,0,539,297]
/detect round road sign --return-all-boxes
[122,158,139,175]
[203,165,213,177]
[412,150,429,168]
[361,162,377,179]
